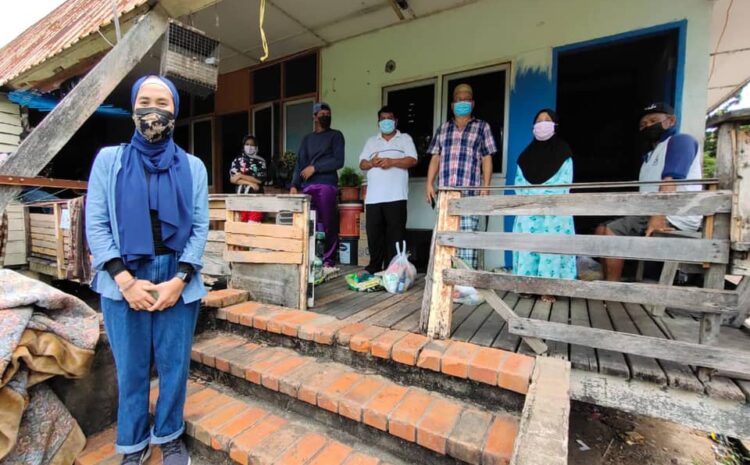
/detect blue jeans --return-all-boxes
[101,254,200,454]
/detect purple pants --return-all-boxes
[304,184,339,267]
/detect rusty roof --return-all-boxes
[0,0,149,87]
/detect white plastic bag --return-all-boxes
[453,285,485,305]
[382,241,417,294]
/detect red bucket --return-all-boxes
[339,203,364,238]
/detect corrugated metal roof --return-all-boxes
[0,0,149,87]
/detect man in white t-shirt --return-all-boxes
[359,105,418,274]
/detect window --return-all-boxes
[383,80,437,178]
[285,54,317,97]
[442,66,507,174]
[253,64,281,104]
[284,99,314,154]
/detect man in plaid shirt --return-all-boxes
[426,83,496,269]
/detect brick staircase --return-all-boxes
[77,289,570,465]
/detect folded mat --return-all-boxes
[0,269,99,464]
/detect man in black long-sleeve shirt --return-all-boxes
[290,102,345,266]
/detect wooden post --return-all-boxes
[0,7,170,215]
[701,123,734,343]
[293,197,311,311]
[426,191,460,339]
[53,203,65,279]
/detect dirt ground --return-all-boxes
[568,402,747,465]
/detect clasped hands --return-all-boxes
[116,273,185,312]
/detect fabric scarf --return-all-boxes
[517,109,573,184]
[115,76,193,268]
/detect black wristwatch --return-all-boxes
[175,270,192,284]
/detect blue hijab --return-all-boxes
[115,75,193,268]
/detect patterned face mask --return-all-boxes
[133,107,175,143]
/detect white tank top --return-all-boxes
[638,135,703,231]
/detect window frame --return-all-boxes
[189,116,215,189]
[282,97,315,154]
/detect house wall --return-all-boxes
[0,94,22,152]
[320,0,713,269]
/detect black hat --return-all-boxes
[640,102,674,118]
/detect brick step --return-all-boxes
[204,301,534,399]
[191,331,521,465]
[76,379,406,465]
[202,289,250,309]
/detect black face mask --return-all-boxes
[637,121,666,154]
[133,107,175,143]
[318,115,332,130]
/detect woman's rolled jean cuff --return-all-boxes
[150,423,185,445]
[116,436,150,455]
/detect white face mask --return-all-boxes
[244,146,258,156]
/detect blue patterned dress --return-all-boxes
[512,158,576,279]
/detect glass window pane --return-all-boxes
[174,124,190,151]
[253,64,281,103]
[385,82,436,178]
[444,70,506,173]
[192,120,213,183]
[193,93,215,115]
[284,54,317,97]
[285,100,313,155]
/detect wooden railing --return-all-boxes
[423,185,750,376]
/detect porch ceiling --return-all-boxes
[181,0,478,73]
[707,0,750,112]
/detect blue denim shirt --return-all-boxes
[85,145,209,303]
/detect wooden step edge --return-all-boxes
[208,300,535,395]
[191,332,521,465]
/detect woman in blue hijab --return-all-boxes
[86,75,209,465]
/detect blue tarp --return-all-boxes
[8,90,130,117]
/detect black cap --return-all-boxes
[640,102,674,118]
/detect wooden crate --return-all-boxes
[224,195,311,310]
[26,201,70,279]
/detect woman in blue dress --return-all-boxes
[512,109,576,302]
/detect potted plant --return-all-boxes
[276,151,296,186]
[338,166,363,202]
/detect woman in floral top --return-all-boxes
[229,135,267,222]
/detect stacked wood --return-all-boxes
[27,201,70,279]
[3,202,27,266]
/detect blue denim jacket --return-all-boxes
[85,145,209,303]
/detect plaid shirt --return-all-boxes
[427,118,497,187]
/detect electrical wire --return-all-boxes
[258,0,269,62]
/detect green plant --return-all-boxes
[338,166,363,188]
[280,151,296,171]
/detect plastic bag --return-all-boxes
[382,241,417,294]
[453,285,485,305]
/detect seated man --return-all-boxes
[596,102,702,281]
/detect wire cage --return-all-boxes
[160,20,220,97]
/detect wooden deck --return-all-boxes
[310,273,750,405]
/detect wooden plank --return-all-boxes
[209,209,225,221]
[568,298,598,372]
[606,301,666,384]
[4,242,25,254]
[468,292,509,347]
[452,190,731,217]
[546,297,570,360]
[519,299,553,356]
[453,258,547,354]
[207,230,225,242]
[508,316,750,376]
[587,300,630,378]
[225,195,307,213]
[204,241,224,254]
[377,294,425,328]
[0,175,87,190]
[0,7,171,216]
[225,221,303,240]
[224,249,302,265]
[332,290,396,320]
[622,303,704,393]
[31,246,57,256]
[510,358,570,465]
[343,288,419,323]
[730,128,750,253]
[391,309,422,332]
[420,211,439,333]
[29,213,54,224]
[53,204,65,278]
[293,203,310,311]
[493,296,535,352]
[367,291,425,326]
[449,304,475,333]
[30,238,57,249]
[648,261,679,316]
[704,376,747,402]
[0,123,22,136]
[443,268,737,314]
[230,262,300,308]
[451,303,493,342]
[437,232,729,265]
[426,191,460,339]
[225,233,303,253]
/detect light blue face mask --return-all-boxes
[453,100,472,117]
[379,118,396,134]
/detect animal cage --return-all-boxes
[160,19,220,97]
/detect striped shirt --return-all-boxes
[427,118,497,188]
